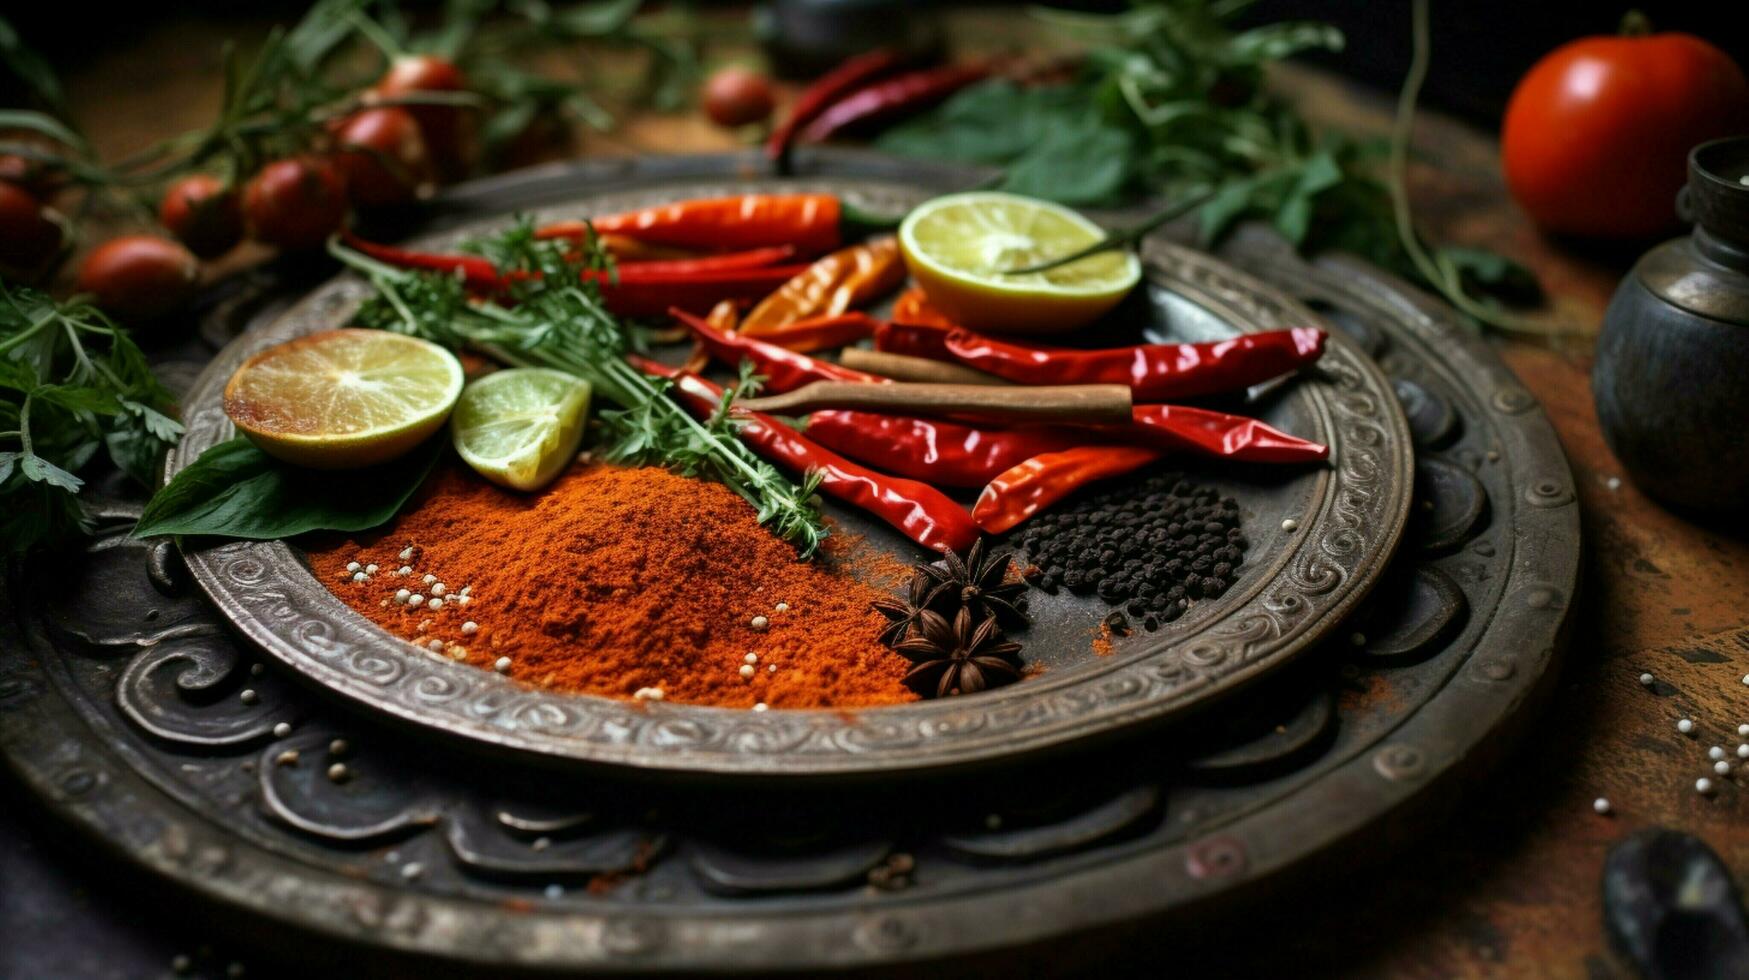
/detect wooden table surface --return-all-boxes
[36,10,1749,979]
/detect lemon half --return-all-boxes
[898,191,1142,335]
[224,328,464,469]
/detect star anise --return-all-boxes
[916,539,1030,628]
[894,606,1023,698]
[870,572,934,647]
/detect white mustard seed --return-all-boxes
[1697,777,1716,795]
[1710,746,1727,761]
[1739,744,1749,760]
[744,652,758,664]
[424,574,437,585]
[753,702,768,712]
[1678,718,1695,735]
[428,639,444,652]
[775,602,789,612]
[398,565,412,576]
[1742,674,1749,686]
[462,621,478,635]
[739,664,756,679]
[1281,518,1299,532]
[456,595,470,606]
[750,615,769,631]
[1638,672,1655,687]
[272,722,292,738]
[768,663,776,673]
[352,572,367,583]
[494,656,512,673]
[408,595,424,608]
[1716,760,1733,776]
[399,547,414,561]
[1592,798,1611,814]
[431,583,446,596]
[395,589,411,603]
[427,598,444,611]
[633,687,664,701]
[346,562,361,573]
[365,564,378,575]
[460,585,471,596]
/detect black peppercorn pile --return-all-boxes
[1010,470,1246,632]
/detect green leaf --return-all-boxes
[0,451,16,484]
[33,383,124,416]
[134,435,445,540]
[19,452,82,492]
[0,108,86,153]
[1001,119,1135,205]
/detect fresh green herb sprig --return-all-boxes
[330,221,829,556]
[0,284,183,554]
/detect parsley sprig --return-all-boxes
[330,222,828,556]
[0,285,184,554]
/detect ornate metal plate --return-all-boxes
[0,151,1579,975]
[161,168,1414,777]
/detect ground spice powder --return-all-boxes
[308,464,918,709]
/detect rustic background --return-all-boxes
[4,4,1749,978]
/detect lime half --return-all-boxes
[450,368,591,491]
[898,191,1142,334]
[224,328,464,469]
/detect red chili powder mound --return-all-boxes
[307,464,919,709]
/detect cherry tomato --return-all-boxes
[702,66,775,128]
[0,153,66,200]
[330,107,433,208]
[243,157,349,251]
[0,181,66,281]
[372,55,472,181]
[75,235,200,322]
[1503,26,1749,239]
[158,174,243,259]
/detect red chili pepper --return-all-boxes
[973,447,1165,535]
[619,245,796,274]
[345,233,809,317]
[766,48,909,164]
[797,64,992,142]
[536,194,843,255]
[631,357,979,554]
[342,231,503,290]
[672,307,883,392]
[804,405,1326,488]
[876,322,1328,401]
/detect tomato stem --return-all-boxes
[1619,10,1652,36]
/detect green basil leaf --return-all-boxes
[134,435,445,541]
[1001,120,1135,206]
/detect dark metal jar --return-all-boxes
[1594,137,1749,514]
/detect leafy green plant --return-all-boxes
[878,0,1549,333]
[135,434,443,540]
[0,285,183,554]
[331,220,829,555]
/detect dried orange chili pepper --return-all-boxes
[891,287,960,329]
[741,237,904,333]
[751,312,880,353]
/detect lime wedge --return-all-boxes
[450,368,591,491]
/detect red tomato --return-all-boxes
[0,181,65,280]
[0,154,66,200]
[243,157,349,251]
[158,174,243,259]
[330,107,433,208]
[75,235,200,321]
[1503,29,1749,239]
[372,55,472,181]
[703,66,775,128]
